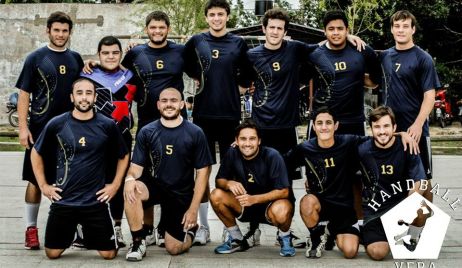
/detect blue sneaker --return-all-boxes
[214,235,250,254]
[278,234,296,257]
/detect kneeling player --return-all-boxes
[210,120,296,257]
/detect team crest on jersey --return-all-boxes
[381,192,450,259]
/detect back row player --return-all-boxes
[16,11,83,250]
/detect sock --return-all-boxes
[131,229,145,241]
[227,225,243,240]
[199,202,209,229]
[25,202,40,228]
[278,229,291,237]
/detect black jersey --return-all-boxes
[34,112,128,206]
[184,32,252,120]
[380,46,441,136]
[15,46,83,135]
[358,136,426,223]
[247,40,334,129]
[216,146,290,196]
[286,135,366,207]
[81,67,137,135]
[313,44,380,124]
[131,119,213,200]
[121,41,185,125]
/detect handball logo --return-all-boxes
[380,192,450,259]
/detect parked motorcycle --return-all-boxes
[434,89,453,128]
[6,92,18,127]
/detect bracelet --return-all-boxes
[125,177,136,182]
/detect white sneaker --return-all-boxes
[114,226,126,248]
[156,228,165,247]
[194,225,210,245]
[244,227,261,247]
[222,227,229,243]
[126,239,146,262]
[145,230,156,246]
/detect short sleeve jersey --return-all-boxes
[131,119,213,199]
[216,146,290,196]
[34,112,128,206]
[121,41,185,124]
[313,44,381,123]
[285,135,365,207]
[380,46,441,136]
[247,40,334,129]
[358,136,426,222]
[184,32,251,120]
[15,46,83,135]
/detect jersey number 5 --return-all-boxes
[166,145,173,155]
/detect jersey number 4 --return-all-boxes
[79,137,86,147]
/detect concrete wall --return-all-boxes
[0,4,150,123]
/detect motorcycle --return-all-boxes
[6,92,19,127]
[434,89,453,128]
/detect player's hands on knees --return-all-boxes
[19,127,33,149]
[347,34,366,51]
[407,123,423,144]
[41,184,62,203]
[96,183,118,203]
[236,194,256,207]
[227,181,246,196]
[124,180,141,204]
[82,60,99,74]
[399,131,420,155]
[182,208,198,231]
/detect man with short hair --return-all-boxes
[211,120,295,257]
[30,78,129,259]
[358,106,426,260]
[79,35,137,247]
[380,10,440,201]
[123,87,213,261]
[184,0,253,245]
[16,11,83,249]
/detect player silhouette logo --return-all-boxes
[394,200,434,252]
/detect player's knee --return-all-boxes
[300,195,317,216]
[99,250,117,260]
[341,246,358,259]
[366,245,388,261]
[165,244,184,256]
[269,200,292,223]
[45,248,63,259]
[210,188,226,205]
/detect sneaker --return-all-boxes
[278,234,296,257]
[71,225,86,250]
[243,226,261,247]
[25,226,40,250]
[221,227,229,243]
[275,230,300,246]
[114,226,126,248]
[126,239,146,262]
[324,233,335,250]
[305,225,328,258]
[156,228,165,247]
[214,235,250,254]
[193,225,211,245]
[145,229,156,246]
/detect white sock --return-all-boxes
[199,202,209,229]
[227,225,243,240]
[278,229,291,237]
[25,202,40,228]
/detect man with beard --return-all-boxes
[358,106,426,260]
[77,36,137,248]
[16,11,83,250]
[184,0,253,244]
[123,88,212,260]
[211,120,296,257]
[30,78,129,259]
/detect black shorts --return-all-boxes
[193,117,239,164]
[318,199,359,237]
[238,202,272,225]
[362,217,387,246]
[138,176,161,209]
[139,178,194,242]
[419,136,432,179]
[45,203,117,250]
[22,148,36,186]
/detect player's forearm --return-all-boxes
[17,90,30,130]
[125,163,144,181]
[112,154,129,187]
[415,90,435,127]
[216,178,229,190]
[252,188,289,204]
[190,166,211,210]
[30,148,48,189]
